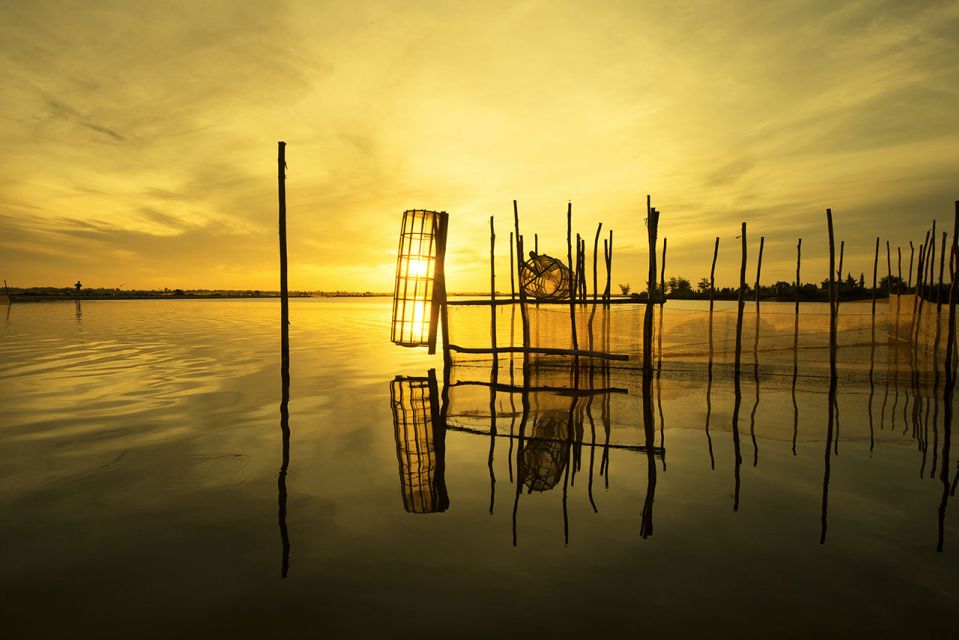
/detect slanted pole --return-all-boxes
[709,237,719,313]
[513,201,530,351]
[872,237,880,315]
[908,242,915,291]
[755,236,765,308]
[659,237,668,305]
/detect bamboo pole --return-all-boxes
[567,202,578,350]
[755,236,765,307]
[709,237,719,313]
[534,233,538,255]
[490,216,497,353]
[796,238,802,316]
[827,209,837,378]
[735,222,747,376]
[872,237,880,315]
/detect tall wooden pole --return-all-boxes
[886,241,893,297]
[827,209,837,378]
[509,231,515,300]
[938,231,947,314]
[490,216,497,352]
[276,140,290,578]
[278,141,289,357]
[644,196,659,378]
[908,242,915,291]
[897,247,903,296]
[513,201,530,352]
[567,202,578,350]
[872,237,880,315]
[939,201,958,553]
[659,237,668,304]
[795,238,802,315]
[735,222,747,376]
[755,236,765,307]
[709,237,719,313]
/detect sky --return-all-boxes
[1,0,958,292]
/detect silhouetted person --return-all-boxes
[74,281,82,295]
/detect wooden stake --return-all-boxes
[509,231,515,300]
[278,141,289,359]
[644,196,659,378]
[755,236,765,307]
[735,222,747,376]
[588,223,603,351]
[567,202,578,350]
[796,238,802,316]
[886,241,893,297]
[897,247,903,296]
[659,237,668,304]
[836,240,844,316]
[938,231,947,314]
[872,237,880,315]
[827,209,837,378]
[709,236,719,314]
[513,201,530,351]
[490,215,497,352]
[908,242,915,291]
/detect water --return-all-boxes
[1,299,957,637]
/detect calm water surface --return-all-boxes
[1,299,957,637]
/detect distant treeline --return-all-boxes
[626,274,948,302]
[4,287,390,302]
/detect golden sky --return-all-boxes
[2,0,958,292]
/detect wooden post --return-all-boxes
[872,237,880,315]
[886,241,893,297]
[709,237,719,313]
[534,233,538,255]
[603,238,610,307]
[735,222,747,376]
[796,238,802,316]
[836,240,844,317]
[278,141,289,364]
[509,231,515,301]
[827,209,837,378]
[277,140,290,578]
[938,231,947,314]
[659,237,668,304]
[755,236,765,308]
[513,201,530,352]
[490,216,497,353]
[908,242,915,291]
[644,196,659,378]
[897,247,903,296]
[588,223,603,351]
[940,201,958,553]
[567,202,578,350]
[605,230,613,307]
